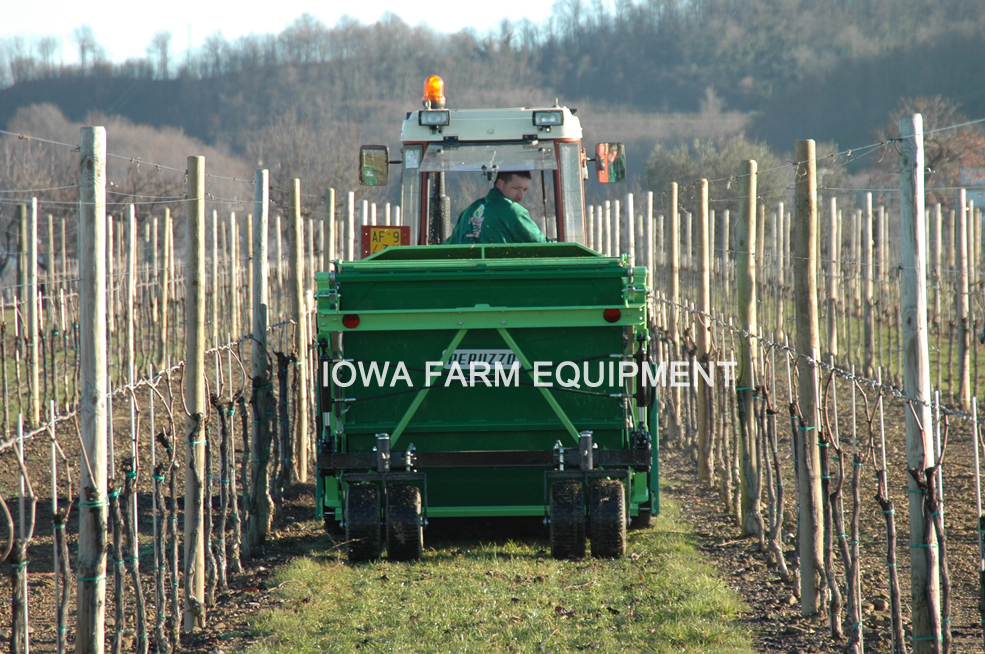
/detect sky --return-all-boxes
[0,0,559,64]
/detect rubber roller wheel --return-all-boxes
[386,483,424,561]
[550,480,585,560]
[630,501,653,529]
[345,483,382,562]
[590,480,626,559]
[324,515,343,535]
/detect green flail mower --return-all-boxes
[315,243,659,561]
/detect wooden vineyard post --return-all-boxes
[771,206,779,335]
[151,217,159,324]
[793,140,824,616]
[683,209,692,272]
[826,197,838,361]
[589,205,595,252]
[754,203,763,276]
[626,193,635,266]
[325,189,336,263]
[306,216,316,456]
[344,192,354,260]
[107,217,115,336]
[735,161,762,542]
[646,192,654,283]
[18,204,27,306]
[932,204,942,322]
[184,155,207,632]
[230,214,239,339]
[971,396,984,654]
[249,169,273,552]
[863,194,875,377]
[246,214,254,333]
[275,214,284,318]
[46,211,55,330]
[61,217,68,296]
[604,201,612,256]
[78,125,109,654]
[956,188,971,410]
[668,182,683,446]
[776,204,785,339]
[28,199,39,426]
[212,211,219,356]
[696,179,714,483]
[722,209,732,317]
[898,113,942,653]
[614,199,622,257]
[290,179,309,483]
[656,210,664,266]
[159,208,172,369]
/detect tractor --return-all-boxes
[315,76,658,562]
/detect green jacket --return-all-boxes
[448,188,546,244]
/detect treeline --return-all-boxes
[537,0,985,112]
[2,0,984,205]
[5,0,984,110]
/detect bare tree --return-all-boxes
[280,14,328,64]
[37,37,59,77]
[74,25,98,71]
[246,109,382,217]
[4,37,36,84]
[147,31,172,80]
[202,32,226,77]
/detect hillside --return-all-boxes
[2,0,985,197]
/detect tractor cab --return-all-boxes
[360,75,625,245]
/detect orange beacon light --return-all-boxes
[423,75,445,109]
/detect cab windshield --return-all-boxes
[401,140,584,245]
[424,142,560,240]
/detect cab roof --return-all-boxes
[400,106,583,143]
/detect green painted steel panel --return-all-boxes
[316,243,655,520]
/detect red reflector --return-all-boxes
[603,309,621,323]
[342,314,360,329]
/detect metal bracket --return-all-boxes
[404,443,417,471]
[553,440,565,471]
[579,431,594,471]
[375,433,391,473]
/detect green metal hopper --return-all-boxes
[315,242,658,561]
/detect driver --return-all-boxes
[448,171,546,244]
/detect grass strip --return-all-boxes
[247,498,752,654]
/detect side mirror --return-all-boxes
[359,145,390,186]
[595,143,626,183]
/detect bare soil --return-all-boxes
[1,385,983,654]
[661,388,985,654]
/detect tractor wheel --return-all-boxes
[590,480,626,559]
[550,480,585,560]
[345,483,382,562]
[386,483,424,561]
